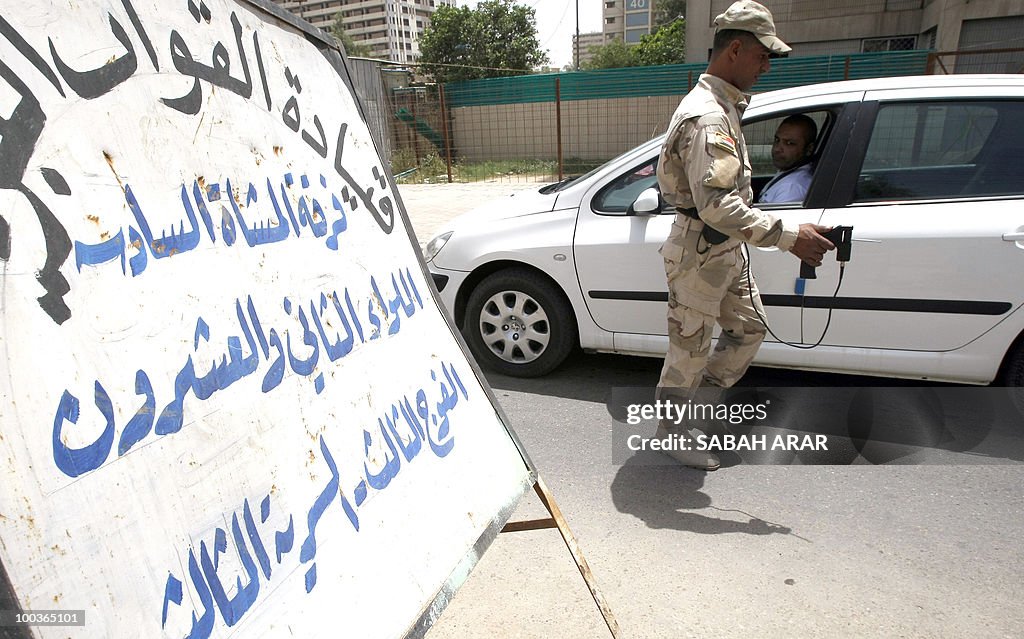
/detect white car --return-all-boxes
[425,75,1024,385]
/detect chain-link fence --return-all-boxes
[356,50,948,185]
[927,48,1024,75]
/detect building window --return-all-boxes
[862,36,917,53]
[920,27,936,50]
[956,15,1024,73]
[625,12,648,27]
[624,28,646,44]
[884,0,922,9]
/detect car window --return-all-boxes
[744,110,832,206]
[592,158,661,214]
[854,101,1024,201]
[745,111,830,179]
[547,140,659,193]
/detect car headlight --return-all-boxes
[423,231,452,262]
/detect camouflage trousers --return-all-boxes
[657,217,767,397]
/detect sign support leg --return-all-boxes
[501,475,621,639]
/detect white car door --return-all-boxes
[572,153,673,338]
[803,95,1024,352]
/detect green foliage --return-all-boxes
[392,149,450,184]
[583,38,638,70]
[328,12,374,57]
[457,158,558,182]
[584,19,686,70]
[391,148,563,185]
[419,0,548,84]
[634,19,686,67]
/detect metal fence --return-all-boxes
[373,50,945,185]
[927,48,1024,75]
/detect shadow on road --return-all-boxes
[609,451,797,536]
[484,352,662,403]
[483,351,956,404]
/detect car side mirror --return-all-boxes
[628,187,661,216]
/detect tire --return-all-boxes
[1002,341,1024,387]
[999,340,1024,418]
[462,268,576,377]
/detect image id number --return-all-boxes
[0,610,85,627]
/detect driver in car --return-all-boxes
[759,114,817,204]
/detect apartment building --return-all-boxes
[573,31,606,68]
[602,0,656,45]
[273,0,454,63]
[686,0,1024,72]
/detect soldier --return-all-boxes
[654,0,834,470]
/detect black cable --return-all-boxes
[742,243,845,350]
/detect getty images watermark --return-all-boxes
[608,386,1024,465]
[624,398,828,454]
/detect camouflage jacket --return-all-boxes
[656,73,798,251]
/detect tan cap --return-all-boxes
[714,1,791,54]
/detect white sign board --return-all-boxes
[0,1,532,637]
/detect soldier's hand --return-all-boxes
[789,223,835,267]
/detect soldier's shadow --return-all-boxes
[609,450,792,536]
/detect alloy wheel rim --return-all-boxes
[478,290,551,363]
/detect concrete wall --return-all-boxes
[449,95,684,162]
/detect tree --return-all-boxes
[634,19,686,66]
[653,0,687,28]
[584,18,686,70]
[419,0,548,84]
[583,38,638,70]
[328,13,374,58]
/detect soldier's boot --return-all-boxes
[690,383,734,438]
[654,419,720,471]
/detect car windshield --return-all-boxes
[541,139,662,193]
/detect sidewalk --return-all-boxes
[396,181,540,248]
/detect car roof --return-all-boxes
[751,74,1024,109]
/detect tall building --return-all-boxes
[273,0,454,63]
[573,31,605,68]
[602,0,656,45]
[686,0,1024,73]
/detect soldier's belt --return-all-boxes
[677,207,729,246]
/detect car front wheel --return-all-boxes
[463,269,576,377]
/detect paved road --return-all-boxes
[393,181,1024,638]
[397,181,538,248]
[428,353,1024,638]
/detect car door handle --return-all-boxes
[1003,232,1024,241]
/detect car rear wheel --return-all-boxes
[463,269,576,377]
[1001,340,1024,387]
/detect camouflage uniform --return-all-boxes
[656,73,798,395]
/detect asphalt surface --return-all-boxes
[430,354,1024,639]
[396,181,1024,638]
